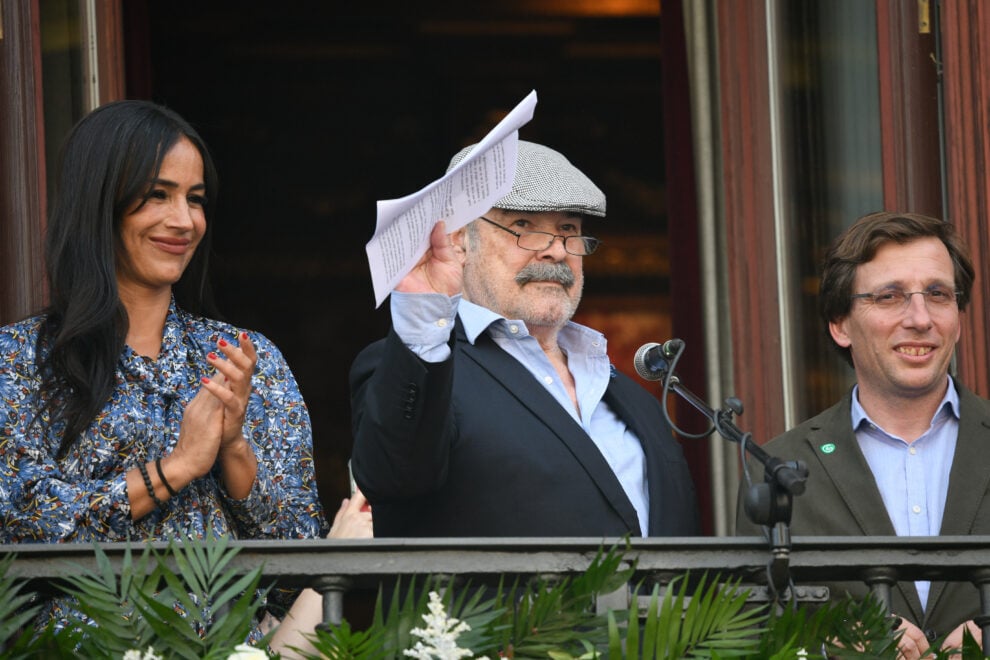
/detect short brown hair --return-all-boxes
[819,211,975,366]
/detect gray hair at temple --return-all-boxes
[447,140,606,218]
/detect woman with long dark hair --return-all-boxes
[0,99,329,552]
[0,100,378,652]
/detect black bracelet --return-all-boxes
[155,458,179,498]
[138,461,164,508]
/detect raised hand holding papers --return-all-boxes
[365,90,538,307]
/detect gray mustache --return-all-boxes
[515,262,576,288]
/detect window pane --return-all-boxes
[40,0,86,200]
[777,0,883,418]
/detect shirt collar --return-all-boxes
[119,296,189,395]
[851,375,960,431]
[456,298,607,357]
[457,298,506,344]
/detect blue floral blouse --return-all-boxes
[0,299,328,544]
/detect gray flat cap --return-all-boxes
[447,140,606,217]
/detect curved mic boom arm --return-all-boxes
[636,338,809,602]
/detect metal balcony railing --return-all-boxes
[3,535,990,633]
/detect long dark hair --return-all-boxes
[39,100,220,459]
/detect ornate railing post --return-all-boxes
[313,575,350,626]
[859,566,898,614]
[970,567,990,647]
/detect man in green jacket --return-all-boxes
[737,211,986,658]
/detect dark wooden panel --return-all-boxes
[716,1,786,443]
[94,0,125,104]
[0,0,46,325]
[662,0,712,533]
[940,0,990,397]
[875,0,942,216]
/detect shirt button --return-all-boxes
[908,446,917,455]
[509,324,519,334]
[436,318,448,328]
[912,505,922,514]
[543,376,553,385]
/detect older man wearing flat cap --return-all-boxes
[349,141,700,538]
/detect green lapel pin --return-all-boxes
[820,443,836,454]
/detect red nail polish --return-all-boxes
[207,352,218,360]
[218,339,228,347]
[240,331,248,340]
[202,376,210,384]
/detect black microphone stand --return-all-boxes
[663,373,808,603]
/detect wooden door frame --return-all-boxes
[940,0,990,397]
[875,0,942,217]
[0,0,124,325]
[715,0,787,443]
[0,0,46,325]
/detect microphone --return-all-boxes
[633,339,684,381]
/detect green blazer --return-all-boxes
[736,381,990,640]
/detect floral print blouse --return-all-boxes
[0,299,328,544]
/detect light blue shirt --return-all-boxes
[390,291,651,536]
[851,378,959,612]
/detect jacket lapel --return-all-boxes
[803,395,897,536]
[938,382,990,535]
[924,382,990,618]
[602,375,665,535]
[456,327,642,533]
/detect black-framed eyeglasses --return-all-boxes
[850,285,961,312]
[479,216,601,256]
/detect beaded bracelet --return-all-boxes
[155,458,179,498]
[138,461,164,508]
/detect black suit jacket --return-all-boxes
[736,381,990,638]
[350,323,700,538]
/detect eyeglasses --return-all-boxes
[479,216,601,256]
[850,286,961,312]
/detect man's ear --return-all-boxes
[829,317,852,348]
[451,227,468,263]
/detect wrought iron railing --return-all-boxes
[4,535,990,632]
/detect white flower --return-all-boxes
[226,643,269,659]
[122,648,163,660]
[796,649,808,659]
[403,591,479,660]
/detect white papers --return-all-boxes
[366,90,538,307]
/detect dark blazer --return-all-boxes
[736,381,990,639]
[350,323,700,538]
